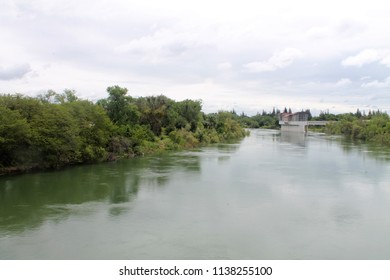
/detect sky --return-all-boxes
[1,0,390,115]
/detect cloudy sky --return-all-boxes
[1,0,390,115]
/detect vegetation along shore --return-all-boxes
[1,86,389,175]
[0,86,247,175]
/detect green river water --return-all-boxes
[1,129,390,259]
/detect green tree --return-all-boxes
[54,89,79,104]
[0,106,32,168]
[136,95,173,135]
[65,100,114,162]
[99,86,140,125]
[174,99,202,132]
[30,104,82,168]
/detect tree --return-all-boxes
[65,100,114,162]
[137,95,173,135]
[37,90,57,103]
[30,104,82,167]
[99,86,140,125]
[174,99,202,132]
[304,109,312,120]
[0,106,32,167]
[356,108,362,119]
[54,89,79,103]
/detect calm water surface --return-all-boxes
[1,129,390,259]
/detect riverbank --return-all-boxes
[0,87,248,176]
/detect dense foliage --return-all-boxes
[323,110,390,145]
[229,108,281,129]
[234,106,390,147]
[3,85,388,175]
[0,86,247,175]
[232,108,313,129]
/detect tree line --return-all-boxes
[319,110,390,145]
[0,86,247,175]
[2,85,389,175]
[233,106,390,146]
[230,108,312,129]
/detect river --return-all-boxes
[1,129,390,259]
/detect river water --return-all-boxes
[1,129,390,259]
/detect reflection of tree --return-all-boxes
[109,175,140,204]
[217,155,230,164]
[335,138,390,162]
[0,151,203,236]
[216,143,241,153]
[144,153,201,187]
[109,206,129,217]
[0,160,141,235]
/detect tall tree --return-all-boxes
[137,95,173,135]
[99,86,140,125]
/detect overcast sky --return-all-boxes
[1,0,390,115]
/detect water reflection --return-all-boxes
[1,131,390,259]
[324,136,390,162]
[109,206,130,217]
[0,151,205,236]
[216,143,241,153]
[217,155,230,164]
[143,153,201,186]
[109,175,140,204]
[331,205,360,227]
[280,131,306,147]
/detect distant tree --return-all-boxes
[305,109,312,120]
[356,108,362,119]
[54,89,79,104]
[37,90,57,103]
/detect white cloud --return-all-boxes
[243,48,304,72]
[114,28,199,64]
[243,61,276,72]
[380,52,390,67]
[342,49,380,67]
[335,78,352,87]
[217,62,233,71]
[0,64,32,80]
[361,77,390,88]
[342,49,390,67]
[270,48,304,68]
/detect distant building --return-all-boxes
[278,111,328,133]
[278,112,309,122]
